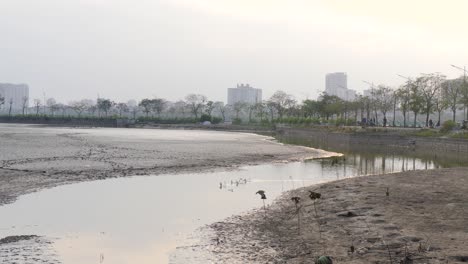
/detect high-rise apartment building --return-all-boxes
[325,72,356,101]
[227,83,262,105]
[0,83,29,110]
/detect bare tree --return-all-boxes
[21,96,29,115]
[33,99,41,116]
[173,100,188,117]
[8,98,13,116]
[45,98,57,115]
[185,94,207,119]
[129,105,140,119]
[69,100,88,117]
[214,101,227,122]
[0,94,4,110]
[205,101,215,117]
[116,102,129,117]
[268,91,294,119]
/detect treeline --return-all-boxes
[0,72,467,128]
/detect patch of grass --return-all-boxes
[411,129,442,137]
[450,132,468,139]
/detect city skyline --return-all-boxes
[1,1,467,103]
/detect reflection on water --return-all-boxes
[0,154,441,264]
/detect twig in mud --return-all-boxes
[256,190,267,217]
[291,196,302,235]
[385,243,394,264]
[308,191,322,239]
[289,176,295,189]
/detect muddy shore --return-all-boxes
[198,168,468,263]
[0,124,334,207]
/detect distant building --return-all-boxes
[325,72,356,101]
[0,83,29,110]
[227,83,262,105]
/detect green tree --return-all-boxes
[214,101,227,122]
[233,101,247,119]
[302,99,320,118]
[204,101,215,117]
[443,78,462,122]
[396,85,411,127]
[139,99,153,117]
[268,90,295,119]
[151,98,166,116]
[97,98,114,117]
[419,73,445,126]
[409,80,425,127]
[374,85,394,126]
[116,102,129,117]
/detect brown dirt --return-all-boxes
[203,168,468,263]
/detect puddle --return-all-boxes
[0,155,438,263]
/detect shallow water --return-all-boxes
[0,153,438,263]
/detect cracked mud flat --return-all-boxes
[0,124,335,263]
[195,168,468,263]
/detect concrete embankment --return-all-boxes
[274,126,468,158]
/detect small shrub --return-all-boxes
[441,120,456,133]
[232,118,242,125]
[200,114,211,122]
[211,117,222,124]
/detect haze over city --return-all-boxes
[1,0,467,102]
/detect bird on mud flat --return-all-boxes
[256,190,267,200]
[308,191,321,200]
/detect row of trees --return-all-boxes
[1,73,467,127]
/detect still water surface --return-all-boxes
[0,152,441,263]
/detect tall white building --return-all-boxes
[227,83,262,105]
[325,72,356,101]
[0,83,29,110]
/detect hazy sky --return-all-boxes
[1,0,467,103]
